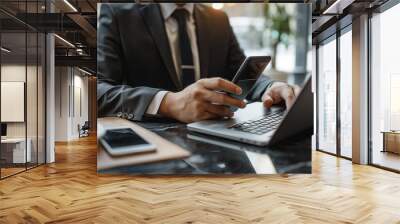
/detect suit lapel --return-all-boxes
[141,4,180,89]
[194,5,210,78]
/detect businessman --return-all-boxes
[97,3,297,123]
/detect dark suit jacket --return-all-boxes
[97,3,271,121]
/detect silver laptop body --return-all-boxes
[187,77,313,146]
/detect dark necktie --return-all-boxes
[172,8,195,88]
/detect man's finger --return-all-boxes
[205,91,246,108]
[281,86,296,109]
[293,85,301,96]
[206,104,233,118]
[262,87,283,108]
[199,112,219,121]
[262,93,274,108]
[200,78,242,94]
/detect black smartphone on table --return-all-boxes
[229,56,271,111]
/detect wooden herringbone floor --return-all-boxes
[1,135,400,224]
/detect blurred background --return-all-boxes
[207,3,311,85]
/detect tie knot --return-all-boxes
[172,8,188,22]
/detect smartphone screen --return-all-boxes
[100,128,156,156]
[232,56,271,84]
[102,128,150,149]
[229,56,271,110]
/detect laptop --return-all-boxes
[187,77,313,146]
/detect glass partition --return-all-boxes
[339,28,352,158]
[317,36,337,154]
[27,30,38,169]
[0,1,46,179]
[1,30,28,177]
[26,0,45,169]
[370,3,400,171]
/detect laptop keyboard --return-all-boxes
[229,111,285,135]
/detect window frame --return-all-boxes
[367,0,400,173]
[314,18,353,160]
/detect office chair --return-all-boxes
[78,121,90,138]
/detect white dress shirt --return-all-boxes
[146,3,201,115]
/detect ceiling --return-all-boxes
[310,0,391,43]
[0,0,394,71]
[1,0,98,72]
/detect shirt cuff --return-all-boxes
[145,91,169,115]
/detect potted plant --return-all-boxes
[263,4,293,72]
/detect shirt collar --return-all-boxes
[159,3,194,20]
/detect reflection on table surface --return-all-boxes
[99,120,311,175]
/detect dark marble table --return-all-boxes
[99,118,311,175]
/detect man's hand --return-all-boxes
[159,78,246,123]
[262,82,301,109]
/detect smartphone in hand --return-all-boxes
[229,56,271,111]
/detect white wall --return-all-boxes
[54,67,69,141]
[1,82,25,122]
[1,65,39,138]
[1,65,26,132]
[54,67,89,141]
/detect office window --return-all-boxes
[317,37,337,154]
[339,29,352,158]
[371,2,400,171]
